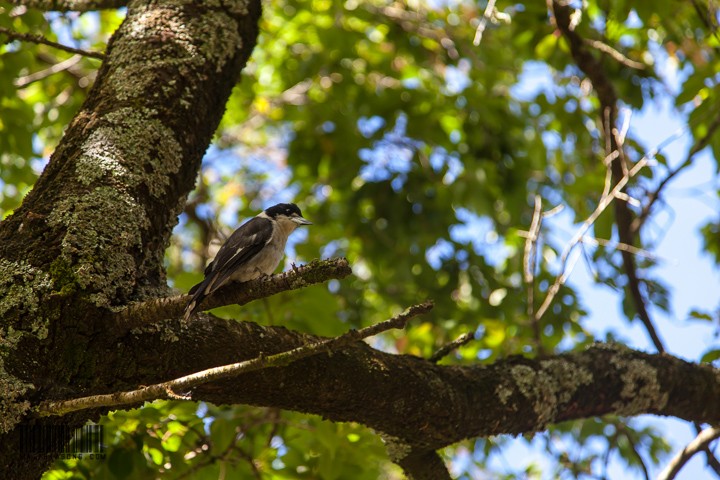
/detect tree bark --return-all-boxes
[0,0,261,477]
[154,321,720,451]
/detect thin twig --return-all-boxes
[658,427,720,480]
[429,332,475,363]
[615,107,632,177]
[473,0,498,46]
[551,0,665,353]
[619,424,650,480]
[14,54,83,87]
[584,38,646,70]
[524,195,543,350]
[578,235,659,260]
[0,26,105,60]
[535,156,649,321]
[36,301,433,417]
[694,421,720,476]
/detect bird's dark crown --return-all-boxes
[264,203,303,219]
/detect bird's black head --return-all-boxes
[264,203,311,226]
[265,203,304,219]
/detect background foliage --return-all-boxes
[1,0,719,478]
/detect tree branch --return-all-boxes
[36,301,433,416]
[386,441,451,480]
[695,422,720,476]
[0,26,105,59]
[154,307,720,452]
[429,331,475,363]
[583,38,646,70]
[658,426,720,480]
[524,194,544,351]
[14,53,84,88]
[535,155,650,320]
[550,0,664,353]
[109,257,352,332]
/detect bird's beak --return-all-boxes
[293,216,312,226]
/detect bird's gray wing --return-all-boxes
[203,217,273,293]
[184,217,272,320]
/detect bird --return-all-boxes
[183,203,311,321]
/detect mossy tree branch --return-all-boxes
[37,301,432,416]
[129,313,720,452]
[109,257,353,333]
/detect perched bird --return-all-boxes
[184,203,311,321]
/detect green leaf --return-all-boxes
[689,309,714,321]
[535,34,559,60]
[701,349,720,363]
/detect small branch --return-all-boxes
[534,156,649,320]
[473,0,498,46]
[578,235,659,260]
[14,54,84,88]
[703,443,720,476]
[695,422,720,476]
[658,427,720,480]
[618,424,650,480]
[584,38,646,70]
[429,332,475,363]
[550,0,665,353]
[110,257,352,333]
[0,26,105,60]
[524,195,543,351]
[36,301,433,417]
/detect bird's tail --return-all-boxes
[183,279,209,322]
[183,299,198,322]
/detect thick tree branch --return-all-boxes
[0,26,105,59]
[109,257,352,332]
[138,310,720,452]
[36,301,432,416]
[387,442,452,480]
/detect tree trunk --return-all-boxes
[0,1,262,476]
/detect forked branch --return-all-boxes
[37,301,433,417]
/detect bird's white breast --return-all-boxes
[228,218,296,283]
